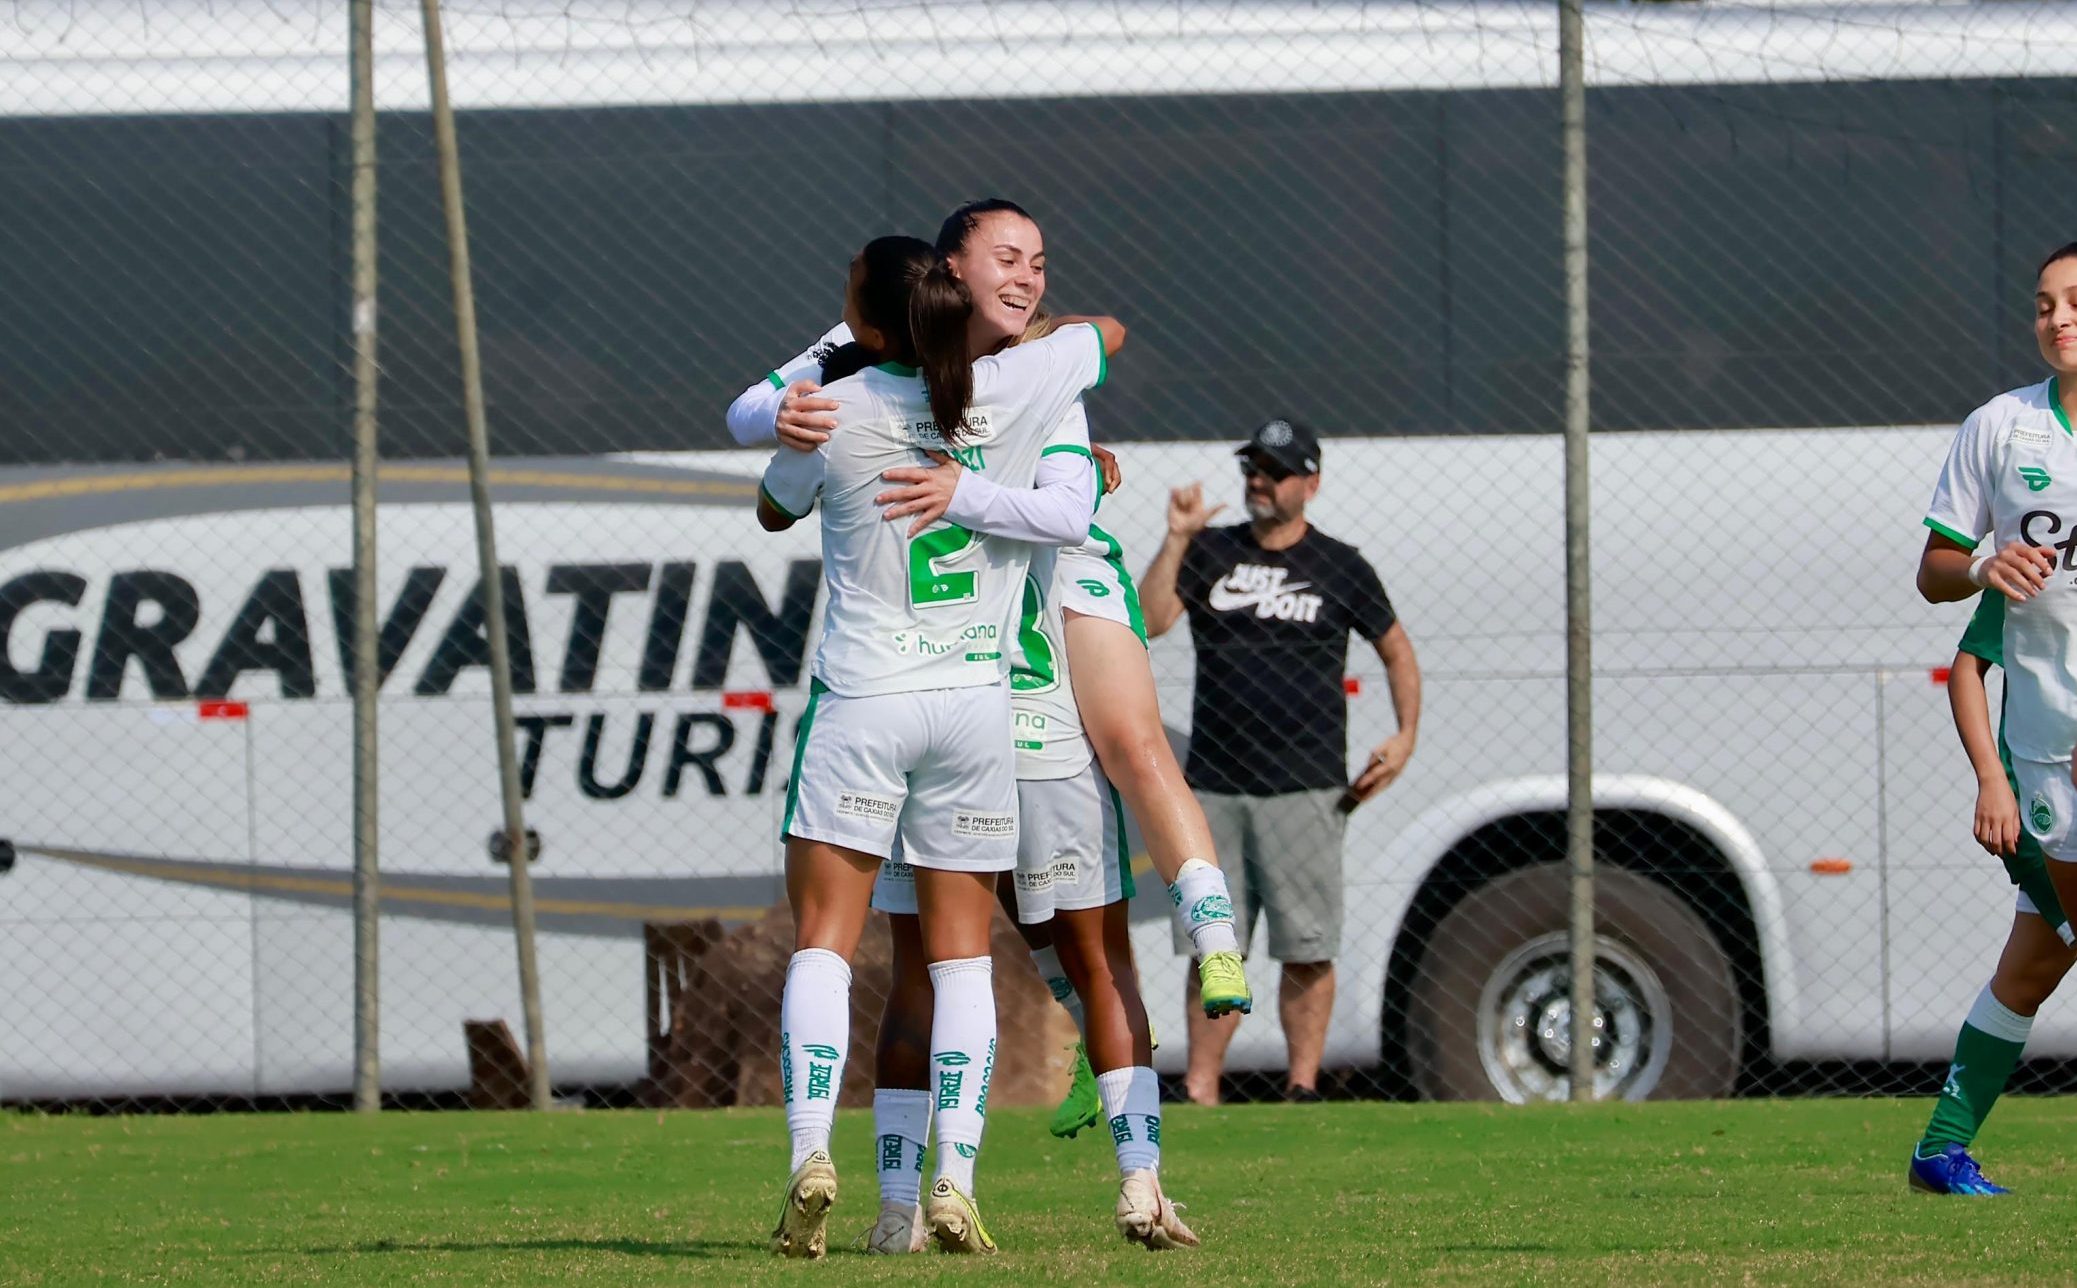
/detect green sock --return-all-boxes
[1918,986,2032,1156]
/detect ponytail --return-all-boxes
[911,260,976,445]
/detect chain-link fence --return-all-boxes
[4,0,2074,1113]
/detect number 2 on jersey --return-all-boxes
[910,524,979,606]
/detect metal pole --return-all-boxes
[419,0,552,1111]
[1560,0,1597,1103]
[348,0,382,1117]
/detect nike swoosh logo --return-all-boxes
[1206,579,1312,613]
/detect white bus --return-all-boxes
[0,426,2017,1102]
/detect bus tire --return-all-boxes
[1406,862,1740,1102]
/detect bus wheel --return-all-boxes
[1406,862,1740,1102]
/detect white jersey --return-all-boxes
[1010,545,1090,779]
[762,322,1106,698]
[1927,376,2077,763]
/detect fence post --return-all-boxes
[348,0,382,1118]
[1560,0,1597,1103]
[419,0,553,1111]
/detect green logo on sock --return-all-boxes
[878,1134,904,1172]
[1109,1114,1133,1146]
[936,1070,964,1110]
[937,1051,971,1067]
[1145,1115,1161,1146]
[1190,894,1233,924]
[806,1062,834,1101]
[954,1143,977,1158]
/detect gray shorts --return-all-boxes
[1172,788,1347,963]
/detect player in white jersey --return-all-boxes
[754,232,1123,1259]
[737,201,1222,1252]
[1913,240,2077,1196]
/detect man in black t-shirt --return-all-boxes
[1141,418,1422,1104]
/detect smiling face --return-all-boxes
[2037,254,2077,377]
[945,210,1046,353]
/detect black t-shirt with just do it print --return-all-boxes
[1177,523,1397,796]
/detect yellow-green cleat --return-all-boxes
[1049,1043,1103,1139]
[1198,951,1252,1017]
[925,1177,998,1254]
[770,1150,838,1259]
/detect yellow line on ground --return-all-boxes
[0,464,755,505]
[29,849,766,923]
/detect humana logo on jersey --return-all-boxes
[1207,564,1325,622]
[892,622,999,659]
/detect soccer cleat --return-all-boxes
[925,1176,998,1254]
[1197,951,1252,1017]
[1049,1044,1102,1139]
[863,1201,928,1254]
[1116,1169,1200,1250]
[769,1150,838,1259]
[1909,1143,2011,1196]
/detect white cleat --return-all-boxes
[770,1151,838,1260]
[1116,1169,1200,1250]
[925,1177,998,1254]
[863,1201,928,1255]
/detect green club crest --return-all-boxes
[2032,793,2055,834]
[2020,465,2053,492]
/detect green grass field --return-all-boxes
[4,1099,2073,1286]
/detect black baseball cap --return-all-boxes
[1236,418,1321,476]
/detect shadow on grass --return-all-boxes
[274,1237,770,1260]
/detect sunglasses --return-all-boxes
[1239,456,1297,483]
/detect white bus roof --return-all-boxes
[6,0,2073,117]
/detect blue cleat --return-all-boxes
[1909,1144,2011,1195]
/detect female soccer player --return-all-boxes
[756,233,1122,1257]
[736,203,1234,1251]
[1913,240,2077,1195]
[732,202,1250,1011]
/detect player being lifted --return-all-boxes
[1913,240,2077,1195]
[755,232,1123,1257]
[736,201,1231,1252]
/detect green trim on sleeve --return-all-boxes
[1086,322,1108,389]
[1924,516,1978,549]
[759,482,810,523]
[765,370,786,390]
[1042,443,1101,506]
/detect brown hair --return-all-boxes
[910,259,976,444]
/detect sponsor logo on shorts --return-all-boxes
[954,811,1016,839]
[836,791,898,824]
[881,860,915,883]
[1015,868,1055,892]
[2033,792,2056,834]
[1075,577,1112,598]
[1190,894,1234,925]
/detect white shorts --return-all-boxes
[783,680,1018,872]
[872,759,1134,921]
[1056,539,1144,641]
[2014,756,2077,863]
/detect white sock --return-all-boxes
[1096,1065,1163,1175]
[927,956,996,1194]
[1169,858,1240,957]
[780,948,851,1171]
[1029,943,1087,1038]
[873,1088,930,1208]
